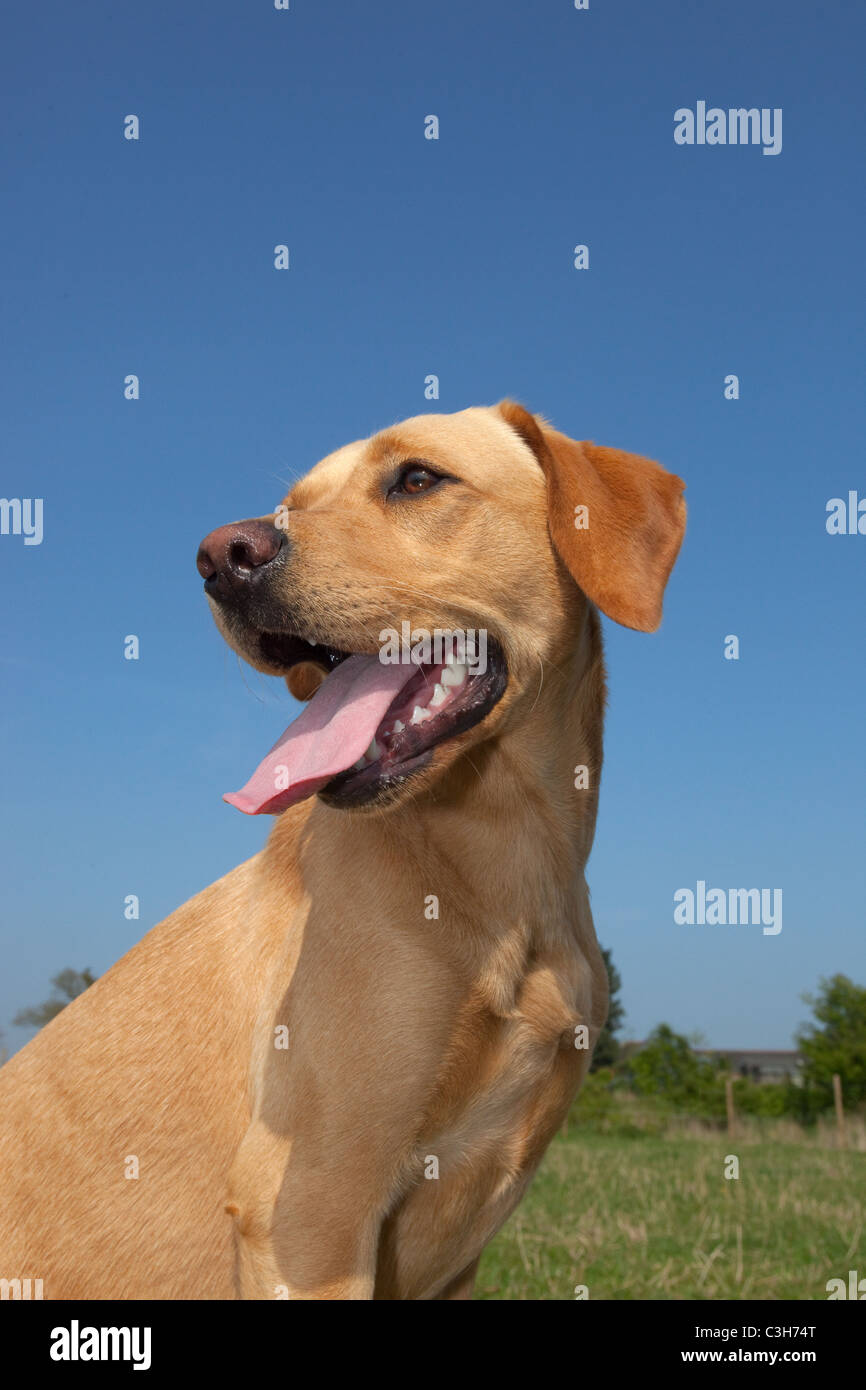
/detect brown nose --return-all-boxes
[196,519,284,600]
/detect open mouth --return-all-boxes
[224,631,508,813]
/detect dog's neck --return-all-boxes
[409,601,605,916]
[276,602,605,953]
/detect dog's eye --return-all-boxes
[391,464,442,497]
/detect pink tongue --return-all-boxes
[224,653,415,815]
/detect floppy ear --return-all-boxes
[498,400,686,632]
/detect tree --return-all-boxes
[796,974,866,1107]
[13,968,97,1030]
[623,1023,726,1118]
[590,947,624,1071]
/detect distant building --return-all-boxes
[623,1041,804,1084]
[695,1049,804,1083]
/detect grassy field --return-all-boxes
[476,1125,866,1300]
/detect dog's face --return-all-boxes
[197,402,685,814]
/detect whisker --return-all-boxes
[526,654,545,718]
[235,651,269,705]
[379,578,491,629]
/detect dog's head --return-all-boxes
[197,403,685,814]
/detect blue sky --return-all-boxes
[1,0,863,1054]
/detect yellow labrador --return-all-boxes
[0,402,685,1299]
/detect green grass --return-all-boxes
[477,1128,866,1300]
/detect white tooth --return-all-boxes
[410,705,432,725]
[353,757,366,771]
[307,638,317,646]
[429,682,447,707]
[364,737,381,761]
[392,719,405,733]
[441,662,466,688]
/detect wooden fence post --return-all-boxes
[833,1073,847,1149]
[725,1075,736,1138]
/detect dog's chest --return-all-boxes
[377,963,587,1298]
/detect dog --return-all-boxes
[0,401,685,1299]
